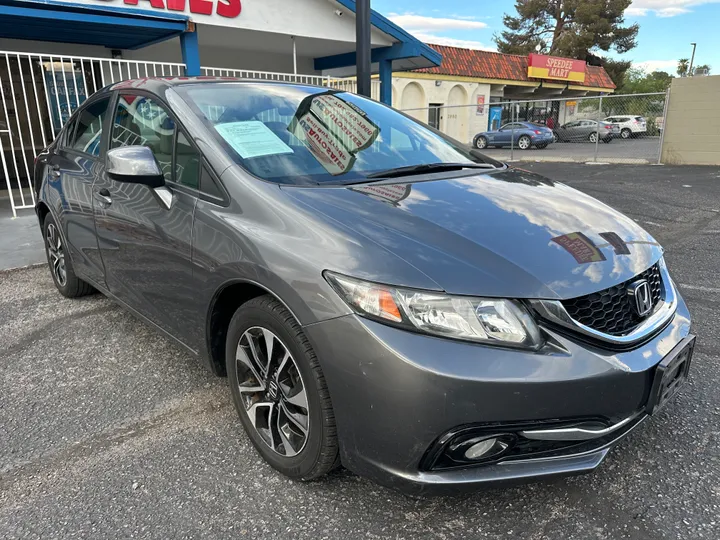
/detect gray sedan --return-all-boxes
[34,79,693,495]
[554,119,620,143]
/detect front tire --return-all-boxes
[226,295,339,480]
[474,136,488,149]
[43,213,94,298]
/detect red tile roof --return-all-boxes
[415,45,616,90]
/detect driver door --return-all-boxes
[92,92,201,346]
[494,124,514,144]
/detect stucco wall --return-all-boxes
[393,77,491,144]
[661,75,720,165]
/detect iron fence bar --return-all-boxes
[29,55,49,148]
[0,55,25,207]
[0,134,16,217]
[39,57,57,137]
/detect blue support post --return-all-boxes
[180,30,201,76]
[379,59,392,105]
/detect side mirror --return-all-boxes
[106,146,165,188]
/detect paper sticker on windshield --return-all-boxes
[290,113,355,176]
[309,95,379,152]
[214,121,293,159]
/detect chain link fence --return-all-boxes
[400,92,669,165]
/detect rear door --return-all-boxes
[45,97,112,286]
[92,91,202,346]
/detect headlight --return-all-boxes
[324,272,543,349]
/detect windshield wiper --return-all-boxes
[365,162,496,180]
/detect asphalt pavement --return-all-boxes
[1,163,719,539]
[480,137,661,164]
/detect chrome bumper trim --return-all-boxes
[519,413,640,441]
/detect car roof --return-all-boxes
[102,76,325,95]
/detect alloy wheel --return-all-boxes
[235,326,309,457]
[475,137,487,149]
[589,132,598,143]
[46,222,67,287]
[518,136,530,150]
[621,129,631,139]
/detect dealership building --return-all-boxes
[390,45,617,144]
[0,0,440,215]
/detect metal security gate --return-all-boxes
[0,50,186,216]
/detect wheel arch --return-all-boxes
[205,278,304,377]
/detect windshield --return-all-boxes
[176,83,497,185]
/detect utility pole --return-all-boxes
[688,42,697,76]
[356,0,371,97]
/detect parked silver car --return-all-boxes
[553,120,619,143]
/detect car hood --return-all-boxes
[282,168,662,299]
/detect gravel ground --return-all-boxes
[1,163,719,539]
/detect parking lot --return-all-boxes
[480,137,661,164]
[1,163,719,539]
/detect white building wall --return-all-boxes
[0,36,319,76]
[79,0,394,46]
[393,77,491,144]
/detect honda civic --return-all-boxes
[34,78,694,495]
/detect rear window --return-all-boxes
[176,83,492,186]
[635,116,645,121]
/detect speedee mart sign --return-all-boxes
[96,0,241,18]
[527,53,586,83]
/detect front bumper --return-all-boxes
[304,294,692,495]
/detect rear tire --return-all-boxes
[588,132,598,143]
[517,135,531,150]
[621,128,631,139]
[43,213,94,298]
[226,295,339,480]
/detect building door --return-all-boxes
[428,103,442,130]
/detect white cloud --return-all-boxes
[414,33,496,51]
[626,0,719,17]
[387,13,487,32]
[634,59,677,72]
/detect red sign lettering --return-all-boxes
[106,0,241,18]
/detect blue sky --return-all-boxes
[373,0,720,74]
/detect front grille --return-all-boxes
[561,264,663,336]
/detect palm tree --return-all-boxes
[677,58,689,77]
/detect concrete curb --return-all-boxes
[0,262,46,274]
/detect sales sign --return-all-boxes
[528,54,586,83]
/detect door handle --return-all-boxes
[94,188,112,206]
[49,164,60,178]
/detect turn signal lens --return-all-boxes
[326,274,402,322]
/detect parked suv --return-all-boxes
[604,115,647,139]
[35,78,694,495]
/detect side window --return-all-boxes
[111,94,175,182]
[68,98,110,156]
[175,130,200,189]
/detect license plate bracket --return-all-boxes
[646,335,695,415]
